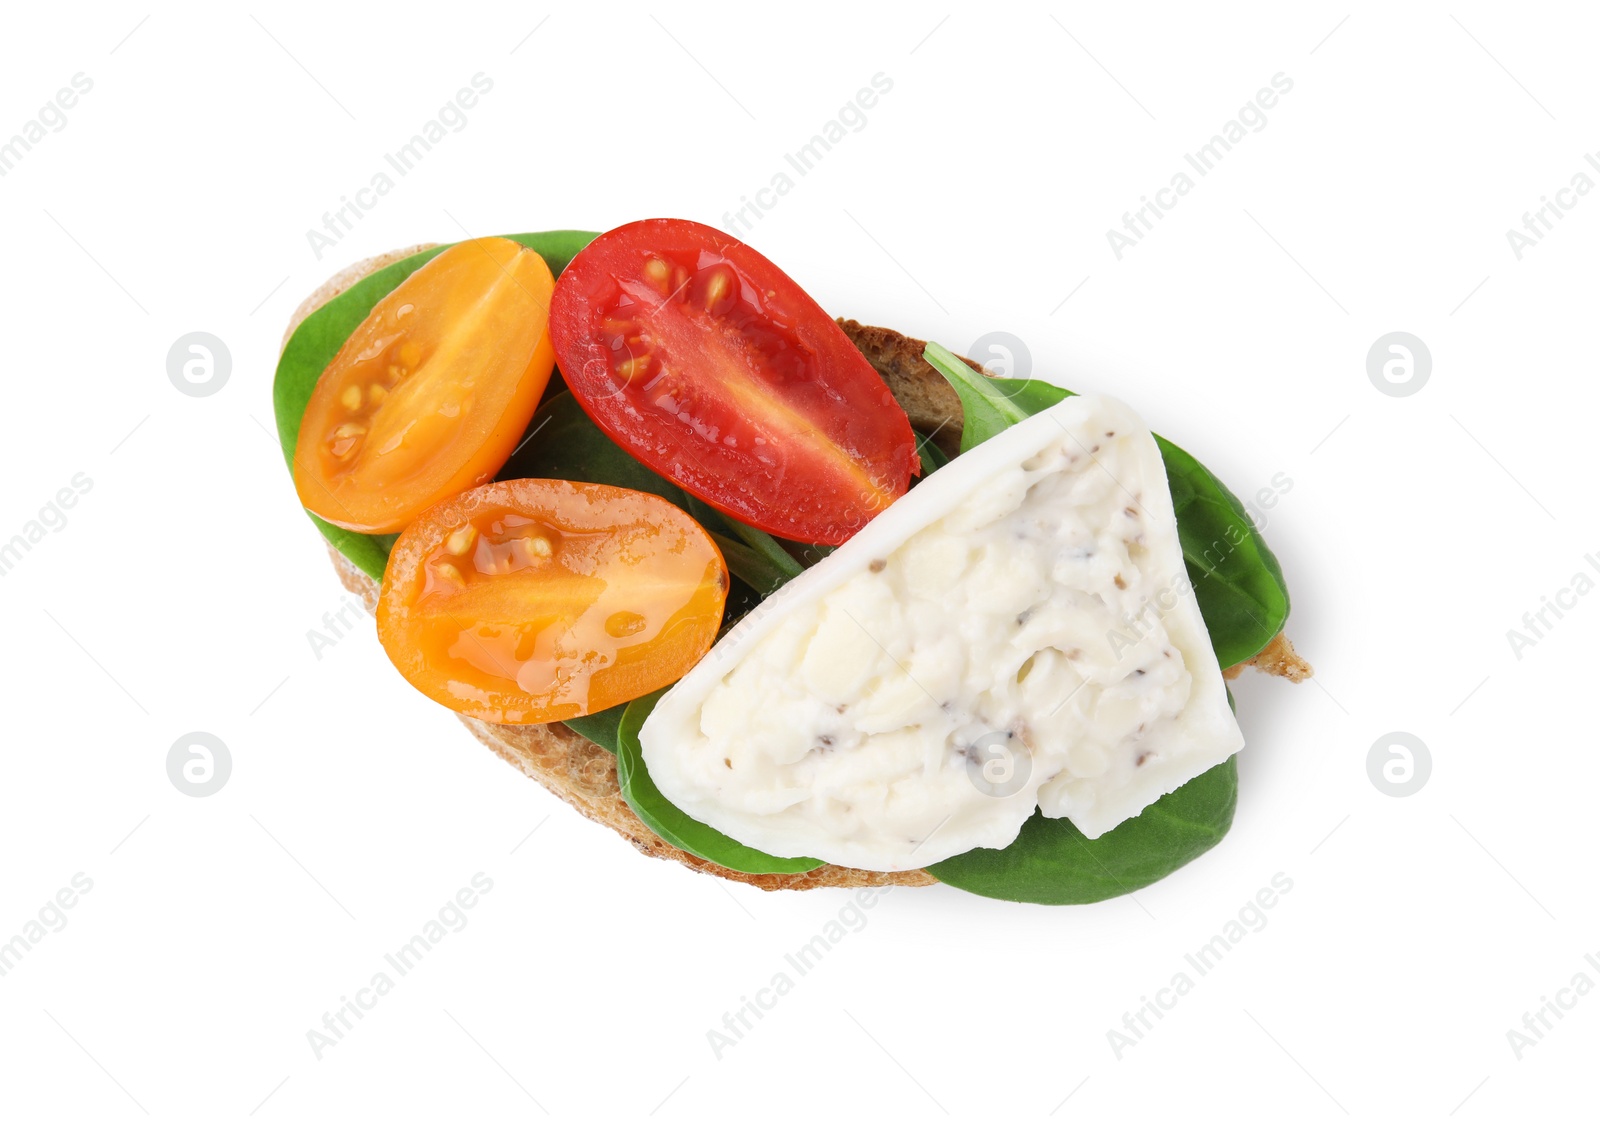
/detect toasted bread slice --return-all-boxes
[284,245,1304,893]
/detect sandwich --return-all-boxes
[273,220,1308,904]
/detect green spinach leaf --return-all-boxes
[923,343,1030,447]
[500,388,691,498]
[924,342,1076,435]
[564,703,628,755]
[615,691,823,875]
[1155,438,1289,668]
[684,496,804,594]
[272,231,600,580]
[914,429,952,475]
[926,757,1238,904]
[728,519,804,581]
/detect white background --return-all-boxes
[0,1,1593,1126]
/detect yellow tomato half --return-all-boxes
[294,237,556,533]
[377,479,729,725]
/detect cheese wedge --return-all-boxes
[639,393,1243,872]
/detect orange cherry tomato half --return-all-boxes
[377,479,728,725]
[294,237,556,533]
[548,219,918,546]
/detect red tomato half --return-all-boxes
[548,219,918,545]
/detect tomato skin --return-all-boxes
[377,479,727,725]
[548,219,918,546]
[294,237,556,534]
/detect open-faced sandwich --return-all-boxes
[273,220,1309,905]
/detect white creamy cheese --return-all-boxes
[638,393,1243,872]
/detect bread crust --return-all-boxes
[287,243,1305,893]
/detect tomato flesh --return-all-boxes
[294,237,556,533]
[377,479,727,725]
[549,219,917,545]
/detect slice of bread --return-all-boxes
[284,245,1304,893]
